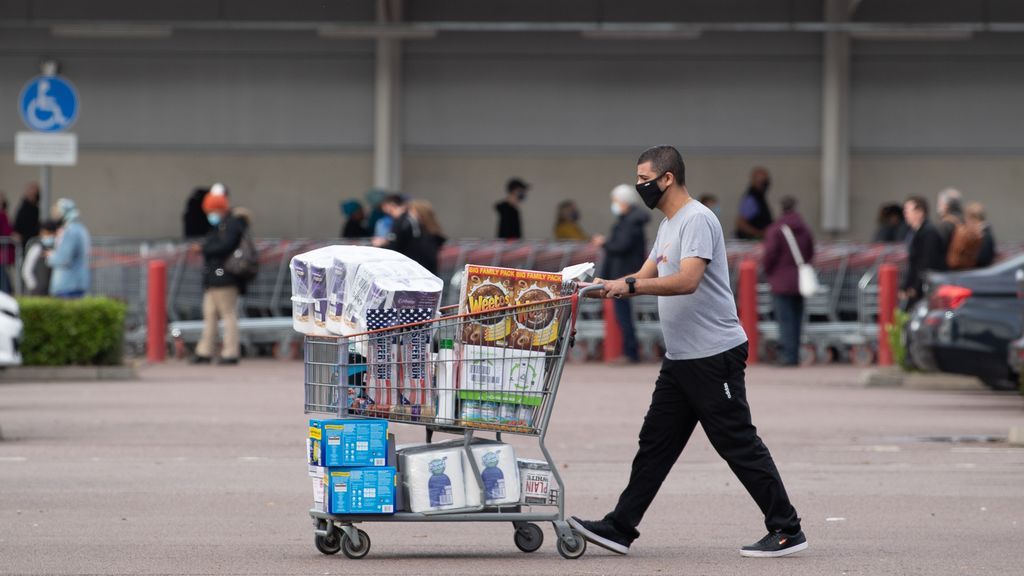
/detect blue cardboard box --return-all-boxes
[325,467,397,514]
[308,418,388,468]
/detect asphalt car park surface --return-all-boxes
[2,361,1023,576]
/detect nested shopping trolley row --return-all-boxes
[303,283,602,560]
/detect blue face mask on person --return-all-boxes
[207,213,222,226]
[41,236,55,248]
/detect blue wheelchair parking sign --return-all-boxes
[19,76,79,132]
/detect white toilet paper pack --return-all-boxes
[396,444,467,513]
[289,247,335,336]
[398,440,519,509]
[341,260,443,334]
[464,442,520,507]
[325,246,409,336]
[290,245,421,336]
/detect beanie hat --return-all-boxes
[202,184,230,214]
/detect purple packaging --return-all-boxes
[311,264,328,327]
[292,259,310,321]
[328,259,347,324]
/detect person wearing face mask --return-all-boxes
[591,185,649,363]
[21,220,59,296]
[192,185,247,365]
[553,200,588,241]
[46,198,91,299]
[735,167,774,240]
[572,146,806,559]
[0,191,15,293]
[495,178,529,239]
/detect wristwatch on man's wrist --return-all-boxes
[625,277,637,294]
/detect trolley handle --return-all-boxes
[577,284,606,299]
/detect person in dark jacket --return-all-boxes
[762,196,815,366]
[735,167,773,240]
[340,199,370,238]
[373,194,443,275]
[593,184,649,363]
[965,202,996,268]
[183,186,212,239]
[496,178,528,239]
[901,196,947,308]
[13,182,41,250]
[192,188,246,365]
[873,203,910,243]
[21,220,58,296]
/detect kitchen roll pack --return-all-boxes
[397,440,519,512]
[396,443,467,513]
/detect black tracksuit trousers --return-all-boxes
[606,342,801,539]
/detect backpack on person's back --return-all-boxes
[946,216,983,270]
[224,212,259,282]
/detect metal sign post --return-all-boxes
[15,64,80,214]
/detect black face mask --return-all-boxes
[635,173,666,210]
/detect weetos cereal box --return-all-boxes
[460,265,567,351]
[460,266,516,347]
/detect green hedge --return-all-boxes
[17,297,126,366]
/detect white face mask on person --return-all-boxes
[611,202,624,216]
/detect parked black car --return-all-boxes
[906,254,1024,391]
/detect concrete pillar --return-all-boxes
[373,1,402,191]
[821,0,851,234]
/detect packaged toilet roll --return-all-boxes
[289,247,335,336]
[463,442,520,507]
[324,246,409,336]
[398,440,519,509]
[290,245,435,336]
[396,444,467,513]
[341,260,443,334]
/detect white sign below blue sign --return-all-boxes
[19,75,79,133]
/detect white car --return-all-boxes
[0,291,23,366]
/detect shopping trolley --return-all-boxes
[304,283,602,560]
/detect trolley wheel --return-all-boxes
[341,529,371,559]
[556,529,587,560]
[851,344,876,367]
[799,344,817,366]
[314,529,342,555]
[514,523,544,553]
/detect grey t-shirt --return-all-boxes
[649,199,748,360]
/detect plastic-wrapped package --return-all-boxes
[396,444,467,513]
[341,260,443,335]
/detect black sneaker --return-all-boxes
[189,355,212,365]
[217,357,239,366]
[569,516,633,555]
[740,530,808,558]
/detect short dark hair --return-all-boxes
[780,196,798,212]
[637,146,685,185]
[506,178,529,193]
[382,193,406,207]
[905,195,929,215]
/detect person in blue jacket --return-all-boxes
[46,198,91,299]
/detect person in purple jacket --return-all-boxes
[761,196,815,366]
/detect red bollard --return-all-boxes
[738,259,759,365]
[603,298,623,362]
[147,259,167,363]
[877,263,899,366]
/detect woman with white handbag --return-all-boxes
[761,196,816,366]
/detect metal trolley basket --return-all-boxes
[304,283,600,560]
